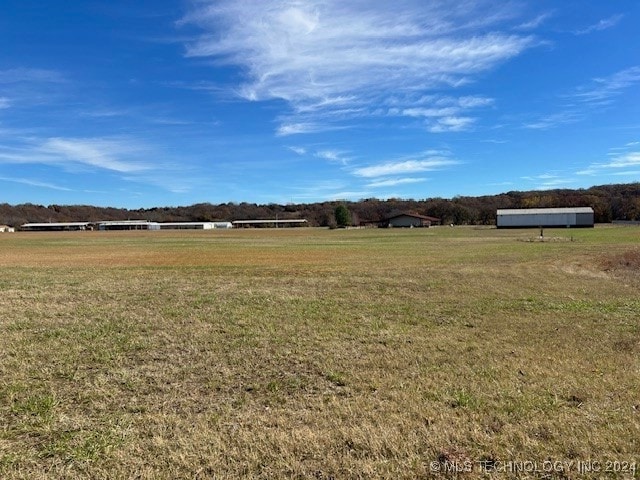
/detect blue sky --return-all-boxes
[1,1,639,208]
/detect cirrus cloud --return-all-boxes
[574,14,623,36]
[181,0,535,134]
[366,177,427,188]
[0,137,151,173]
[352,151,458,178]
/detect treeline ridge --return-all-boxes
[1,182,639,228]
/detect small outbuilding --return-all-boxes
[496,207,594,228]
[0,224,14,233]
[383,213,440,228]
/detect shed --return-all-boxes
[383,213,440,228]
[496,207,594,228]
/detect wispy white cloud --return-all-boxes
[287,146,307,155]
[352,151,458,178]
[457,96,495,109]
[80,108,130,118]
[606,152,640,168]
[578,151,640,176]
[574,14,623,36]
[366,177,426,188]
[147,116,194,126]
[521,173,575,189]
[523,111,583,129]
[429,116,476,133]
[289,179,370,202]
[393,95,493,131]
[572,66,640,106]
[0,176,72,191]
[315,149,351,165]
[326,191,371,201]
[277,122,324,136]
[181,0,535,134]
[577,140,640,178]
[0,68,68,110]
[0,68,66,84]
[0,97,10,109]
[42,138,151,172]
[516,12,553,30]
[524,66,640,130]
[0,137,151,173]
[610,170,640,176]
[294,95,359,114]
[401,107,460,118]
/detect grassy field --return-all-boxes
[0,226,638,479]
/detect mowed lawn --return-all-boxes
[0,227,638,479]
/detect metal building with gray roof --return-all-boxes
[496,207,594,228]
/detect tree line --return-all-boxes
[1,182,639,228]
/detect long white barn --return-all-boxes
[496,207,594,228]
[159,222,232,230]
[21,220,233,231]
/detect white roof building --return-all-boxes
[159,222,233,230]
[496,207,594,228]
[21,222,94,231]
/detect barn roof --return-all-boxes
[497,207,593,215]
[232,219,307,224]
[386,212,440,222]
[21,222,93,228]
[160,222,225,226]
[98,220,156,226]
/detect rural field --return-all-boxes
[0,226,638,479]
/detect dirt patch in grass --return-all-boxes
[519,236,575,243]
[599,248,640,277]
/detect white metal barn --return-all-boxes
[232,219,308,228]
[21,222,94,231]
[496,207,594,228]
[98,220,160,231]
[158,222,233,230]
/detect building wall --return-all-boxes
[497,212,594,228]
[21,224,91,231]
[575,213,594,226]
[156,222,233,230]
[159,224,205,230]
[99,222,160,231]
[388,215,429,227]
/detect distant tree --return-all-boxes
[334,204,352,227]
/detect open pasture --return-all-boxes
[0,226,639,478]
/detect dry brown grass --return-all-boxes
[600,248,640,278]
[0,227,639,478]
